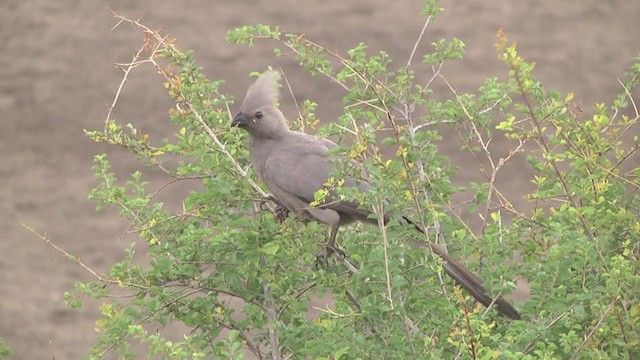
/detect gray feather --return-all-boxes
[240,70,281,114]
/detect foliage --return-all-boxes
[57,1,640,358]
[0,337,13,359]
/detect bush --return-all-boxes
[0,337,13,359]
[42,2,640,359]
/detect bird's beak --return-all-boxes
[232,112,248,128]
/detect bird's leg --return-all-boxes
[315,224,345,267]
[259,195,291,223]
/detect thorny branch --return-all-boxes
[110,12,271,203]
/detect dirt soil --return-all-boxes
[1,1,639,358]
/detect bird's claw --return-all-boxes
[273,205,290,223]
[259,195,290,223]
[314,245,346,269]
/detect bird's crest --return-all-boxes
[240,70,281,113]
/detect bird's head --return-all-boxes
[232,70,290,139]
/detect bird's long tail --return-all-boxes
[402,216,521,320]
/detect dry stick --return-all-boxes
[413,118,458,132]
[405,22,453,296]
[406,16,432,68]
[604,145,640,190]
[105,42,146,125]
[401,100,452,302]
[609,78,640,136]
[442,74,532,226]
[469,114,526,229]
[23,225,126,286]
[395,90,457,267]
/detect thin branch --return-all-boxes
[179,102,269,200]
[511,67,604,261]
[24,225,111,284]
[118,175,210,242]
[260,256,282,360]
[406,16,432,68]
[460,294,478,360]
[614,300,634,360]
[375,201,394,309]
[280,68,305,133]
[109,13,271,202]
[522,308,572,354]
[570,298,617,360]
[618,77,639,119]
[413,118,457,132]
[105,32,147,125]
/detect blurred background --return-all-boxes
[1,1,639,358]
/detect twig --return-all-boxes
[617,77,639,119]
[511,67,604,262]
[260,256,282,360]
[105,46,146,125]
[460,296,478,360]
[413,118,457,132]
[280,68,305,133]
[570,298,616,360]
[406,16,432,68]
[23,225,101,281]
[522,309,571,354]
[376,201,394,309]
[109,13,271,203]
[118,175,211,242]
[613,300,634,360]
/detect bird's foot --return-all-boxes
[259,195,290,223]
[273,205,290,223]
[314,245,346,269]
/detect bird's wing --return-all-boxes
[263,136,374,224]
[264,141,334,204]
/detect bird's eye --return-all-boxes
[255,111,263,119]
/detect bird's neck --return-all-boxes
[247,136,278,180]
[247,124,291,141]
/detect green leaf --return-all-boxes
[261,242,280,255]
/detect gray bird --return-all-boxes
[232,70,521,320]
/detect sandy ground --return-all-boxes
[1,1,639,358]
